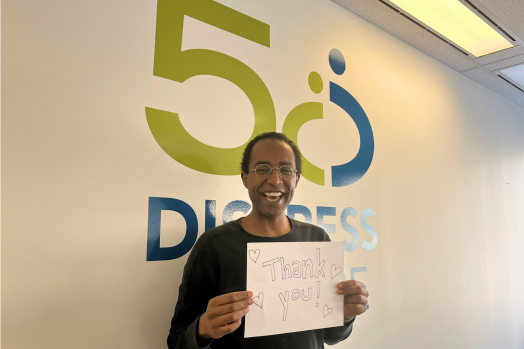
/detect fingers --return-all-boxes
[207,297,253,319]
[213,291,254,306]
[337,285,369,297]
[207,292,253,318]
[204,308,248,338]
[337,280,364,290]
[343,302,368,318]
[200,310,247,340]
[343,294,368,305]
[213,307,250,332]
[337,280,369,319]
[336,280,369,297]
[200,291,254,339]
[218,319,243,335]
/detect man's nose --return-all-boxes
[267,168,283,185]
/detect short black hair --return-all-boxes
[241,132,302,174]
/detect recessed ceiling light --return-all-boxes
[500,64,524,89]
[388,0,513,57]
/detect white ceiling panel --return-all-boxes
[462,65,524,103]
[477,0,524,41]
[484,54,524,72]
[474,46,524,66]
[500,64,524,90]
[332,0,479,71]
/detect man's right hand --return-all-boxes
[198,291,254,340]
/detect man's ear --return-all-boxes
[241,172,248,188]
[295,174,300,187]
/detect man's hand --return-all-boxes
[198,291,254,340]
[337,280,369,320]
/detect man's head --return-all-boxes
[241,132,302,175]
[241,132,302,219]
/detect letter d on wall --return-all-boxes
[147,197,198,261]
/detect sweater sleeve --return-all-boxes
[167,235,220,349]
[323,317,355,345]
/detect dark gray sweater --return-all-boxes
[167,218,354,349]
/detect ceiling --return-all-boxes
[332,0,524,108]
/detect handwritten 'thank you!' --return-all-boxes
[245,241,344,338]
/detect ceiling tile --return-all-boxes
[332,0,478,72]
[462,66,524,107]
[484,54,524,72]
[500,64,524,90]
[331,0,524,109]
[477,0,524,41]
[474,46,524,66]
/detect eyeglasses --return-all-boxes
[249,164,297,180]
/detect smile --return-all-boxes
[263,192,283,201]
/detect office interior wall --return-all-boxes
[2,0,524,348]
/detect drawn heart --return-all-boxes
[323,304,333,318]
[253,292,264,309]
[330,264,341,279]
[249,249,260,263]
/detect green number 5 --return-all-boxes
[146,0,276,175]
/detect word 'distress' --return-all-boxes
[147,197,378,261]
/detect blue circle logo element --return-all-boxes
[329,49,346,75]
[329,49,374,187]
[330,82,374,186]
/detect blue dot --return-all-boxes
[329,49,345,75]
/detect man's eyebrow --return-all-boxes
[253,161,293,167]
[253,161,271,167]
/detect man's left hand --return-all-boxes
[336,280,369,320]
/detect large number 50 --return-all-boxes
[146,0,276,175]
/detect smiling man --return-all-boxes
[167,132,369,349]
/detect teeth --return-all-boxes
[263,192,282,201]
[264,192,282,196]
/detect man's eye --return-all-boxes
[281,167,294,174]
[257,168,270,174]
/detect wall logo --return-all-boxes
[146,0,374,186]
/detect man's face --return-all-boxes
[242,139,300,219]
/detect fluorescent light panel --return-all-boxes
[500,64,524,89]
[388,0,513,57]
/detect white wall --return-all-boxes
[2,0,524,348]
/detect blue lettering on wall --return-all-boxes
[341,207,359,252]
[147,197,377,260]
[317,206,336,234]
[287,204,313,223]
[223,200,251,224]
[147,197,198,261]
[205,200,216,231]
[361,208,377,251]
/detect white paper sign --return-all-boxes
[245,241,344,338]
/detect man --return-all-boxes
[168,132,369,349]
